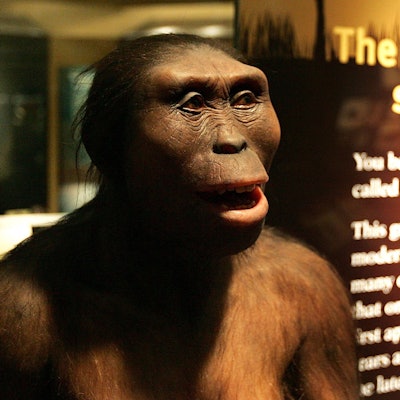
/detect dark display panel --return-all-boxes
[237,1,400,398]
[0,33,47,213]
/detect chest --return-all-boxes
[54,288,302,400]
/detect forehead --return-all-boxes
[147,46,268,91]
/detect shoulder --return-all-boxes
[245,226,351,306]
[239,227,355,343]
[0,209,96,369]
[0,209,97,364]
[250,226,333,273]
[2,205,100,280]
[0,258,53,371]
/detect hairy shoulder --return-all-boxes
[0,258,53,372]
[0,219,80,372]
[256,227,328,264]
[253,227,341,279]
[242,226,352,313]
[238,232,357,399]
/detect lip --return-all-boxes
[196,178,269,227]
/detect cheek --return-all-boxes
[251,108,281,170]
[125,113,200,197]
[142,113,216,186]
[139,109,205,160]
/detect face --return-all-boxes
[125,46,280,257]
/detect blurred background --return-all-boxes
[0,0,234,254]
[0,0,234,214]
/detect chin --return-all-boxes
[198,219,265,259]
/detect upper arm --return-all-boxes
[260,229,359,399]
[0,262,52,399]
[292,248,359,399]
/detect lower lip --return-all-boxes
[204,186,269,228]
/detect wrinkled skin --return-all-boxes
[0,40,358,400]
[125,47,280,257]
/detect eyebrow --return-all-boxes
[229,74,269,94]
[160,71,268,99]
[166,77,217,98]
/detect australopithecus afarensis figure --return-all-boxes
[0,34,358,399]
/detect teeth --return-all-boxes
[216,184,256,195]
[235,184,256,193]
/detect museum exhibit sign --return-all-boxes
[237,1,400,398]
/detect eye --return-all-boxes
[177,92,205,113]
[231,90,258,109]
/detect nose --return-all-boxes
[213,128,247,154]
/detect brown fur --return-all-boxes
[0,226,357,399]
[0,34,358,399]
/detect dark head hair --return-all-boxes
[77,34,245,189]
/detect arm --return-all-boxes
[296,254,359,399]
[254,229,359,399]
[0,262,52,399]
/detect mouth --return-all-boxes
[197,184,261,210]
[196,181,269,227]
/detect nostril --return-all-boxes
[213,141,247,154]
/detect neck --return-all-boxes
[90,190,243,321]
